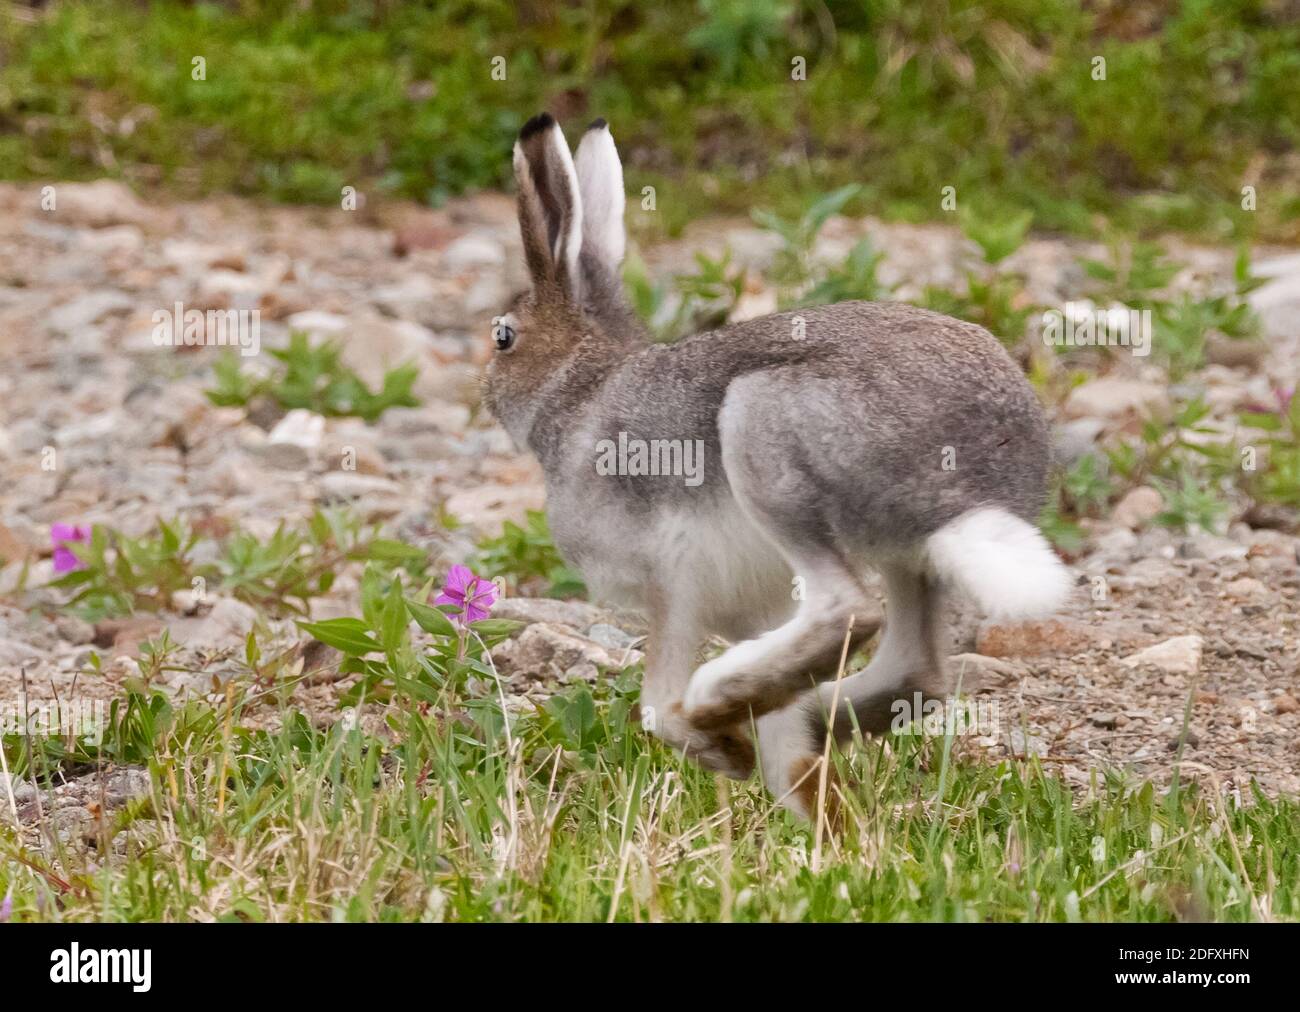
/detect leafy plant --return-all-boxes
[800,238,892,307]
[45,511,428,620]
[914,206,1038,344]
[536,672,639,767]
[296,565,521,706]
[207,332,419,422]
[1038,483,1086,554]
[219,509,426,616]
[624,249,747,341]
[1043,398,1258,539]
[920,271,1036,346]
[1061,454,1114,518]
[673,249,747,331]
[1081,238,1181,306]
[1153,473,1230,533]
[1239,391,1300,510]
[48,519,209,619]
[1149,250,1262,379]
[474,510,586,599]
[753,184,861,295]
[960,205,1034,265]
[686,0,792,81]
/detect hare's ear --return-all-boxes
[574,119,625,270]
[513,113,583,301]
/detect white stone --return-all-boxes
[441,234,506,272]
[1064,377,1169,422]
[286,310,350,336]
[1110,486,1163,530]
[51,180,157,229]
[1120,635,1202,676]
[268,409,325,450]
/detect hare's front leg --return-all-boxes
[681,555,883,731]
[640,592,755,780]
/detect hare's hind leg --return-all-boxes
[754,564,948,818]
[817,564,947,738]
[681,377,884,729]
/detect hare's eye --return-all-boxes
[493,322,516,351]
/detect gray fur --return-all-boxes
[523,301,1048,550]
[486,116,1055,814]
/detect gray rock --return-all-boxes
[0,636,46,667]
[491,622,642,683]
[183,596,259,650]
[1089,526,1139,563]
[50,180,158,229]
[1179,533,1247,561]
[441,234,505,272]
[1111,486,1164,530]
[258,441,311,471]
[47,290,134,336]
[318,471,404,500]
[372,275,439,321]
[1063,378,1169,422]
[54,614,95,645]
[586,623,640,652]
[1008,729,1049,757]
[267,408,324,449]
[0,772,37,807]
[492,597,609,630]
[948,652,1017,681]
[285,310,350,336]
[1119,635,1203,676]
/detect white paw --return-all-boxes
[683,633,773,715]
[682,652,738,717]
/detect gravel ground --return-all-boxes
[2,180,1298,822]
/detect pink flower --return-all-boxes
[434,565,497,626]
[50,524,90,573]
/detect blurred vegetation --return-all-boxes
[0,0,1297,240]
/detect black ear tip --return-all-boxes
[587,117,608,131]
[519,112,555,141]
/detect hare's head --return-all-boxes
[486,114,641,443]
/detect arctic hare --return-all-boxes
[485,114,1070,816]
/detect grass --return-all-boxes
[0,1,1297,241]
[3,664,1296,922]
[3,534,1297,922]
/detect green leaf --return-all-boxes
[379,581,409,652]
[1238,411,1282,432]
[404,597,458,638]
[467,618,523,640]
[363,539,427,562]
[297,618,383,656]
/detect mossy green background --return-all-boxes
[1,0,1297,239]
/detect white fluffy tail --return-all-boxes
[926,507,1071,621]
